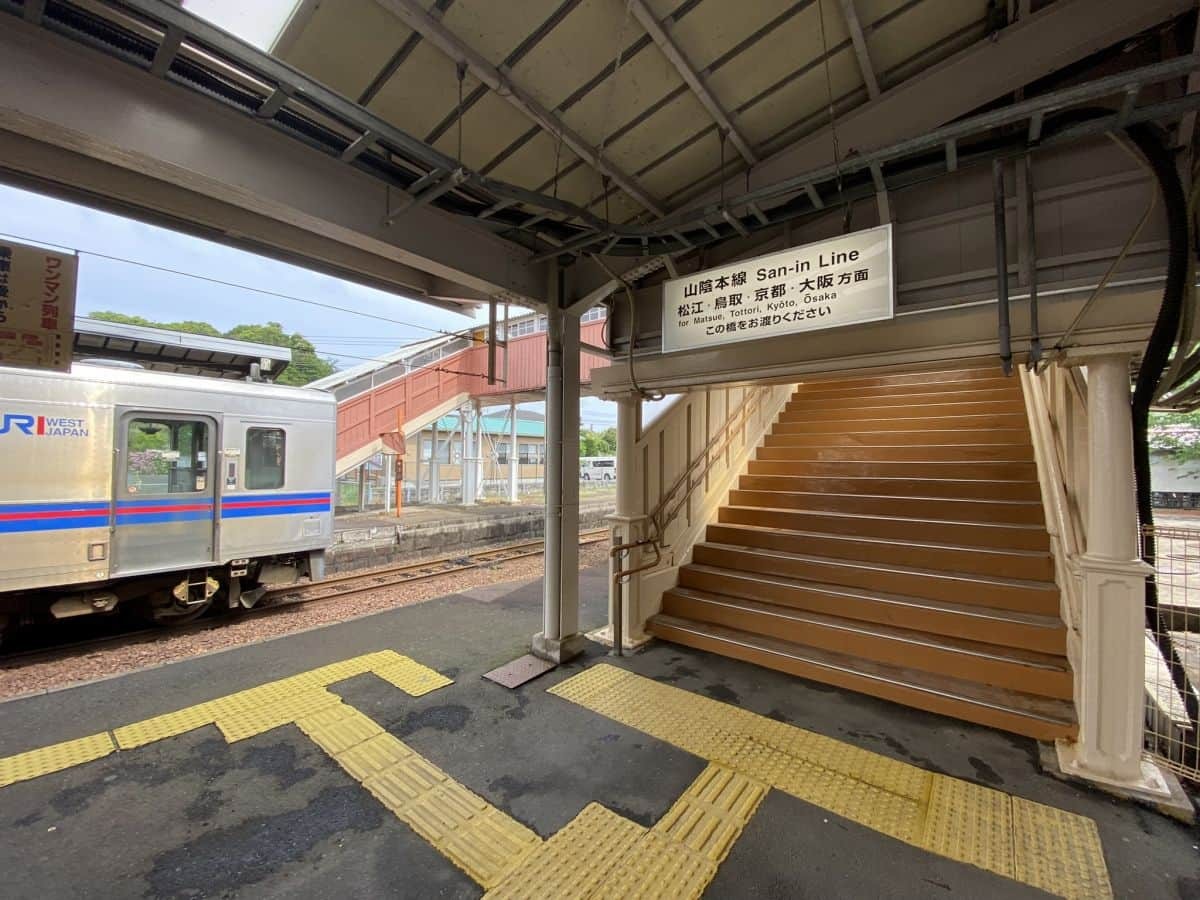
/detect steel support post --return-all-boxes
[414,431,423,503]
[1058,353,1170,796]
[430,421,441,503]
[608,395,646,652]
[533,271,585,664]
[461,405,474,505]
[474,399,484,501]
[509,399,520,503]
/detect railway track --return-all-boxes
[1,529,610,666]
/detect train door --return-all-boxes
[112,411,217,575]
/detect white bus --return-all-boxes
[580,456,616,481]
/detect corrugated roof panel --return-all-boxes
[560,45,686,150]
[431,90,547,172]
[441,0,567,68]
[486,129,567,187]
[507,0,646,113]
[278,0,412,100]
[866,0,987,76]
[734,50,864,149]
[599,87,711,177]
[704,4,854,119]
[654,0,800,74]
[638,132,721,199]
[367,40,484,143]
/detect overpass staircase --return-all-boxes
[648,366,1076,741]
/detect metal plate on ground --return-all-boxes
[483,654,556,689]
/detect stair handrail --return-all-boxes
[1019,364,1085,630]
[607,385,781,649]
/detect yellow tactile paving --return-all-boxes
[112,704,216,749]
[215,688,342,742]
[1011,796,1113,900]
[321,727,542,889]
[919,774,1014,880]
[593,829,717,900]
[484,803,645,900]
[373,657,455,696]
[0,732,115,787]
[549,664,1114,900]
[296,703,384,756]
[651,763,765,864]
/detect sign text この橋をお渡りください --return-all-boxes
[661,224,894,353]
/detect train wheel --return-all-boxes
[140,580,215,627]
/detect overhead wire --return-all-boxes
[0,230,471,340]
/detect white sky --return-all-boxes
[0,183,618,427]
[182,0,299,50]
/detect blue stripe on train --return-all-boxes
[0,500,110,534]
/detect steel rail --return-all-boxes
[0,530,609,665]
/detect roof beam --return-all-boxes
[0,16,545,305]
[626,0,758,166]
[373,0,666,217]
[656,0,1194,221]
[839,0,880,99]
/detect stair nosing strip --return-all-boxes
[669,589,1066,668]
[650,616,1075,726]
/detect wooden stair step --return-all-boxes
[705,523,1055,581]
[795,367,1016,392]
[784,390,1025,412]
[747,458,1039,480]
[646,615,1077,741]
[661,586,1071,698]
[764,429,1032,447]
[757,444,1034,462]
[689,543,1061,618]
[727,489,1044,525]
[718,506,1050,551]
[737,473,1041,501]
[774,414,1029,432]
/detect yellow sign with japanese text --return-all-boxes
[0,240,78,372]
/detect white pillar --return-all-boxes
[1059,353,1169,796]
[474,399,484,501]
[509,399,519,503]
[430,421,441,503]
[607,394,649,651]
[461,405,474,506]
[533,277,585,664]
[414,430,423,503]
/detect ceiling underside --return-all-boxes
[5,0,1198,285]
[274,0,989,238]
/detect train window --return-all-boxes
[246,428,286,490]
[126,418,209,494]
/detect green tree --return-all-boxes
[579,427,618,457]
[224,322,336,386]
[85,311,336,386]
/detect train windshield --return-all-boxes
[126,419,209,494]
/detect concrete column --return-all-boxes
[474,399,484,501]
[414,431,423,503]
[430,421,441,503]
[608,394,647,651]
[509,399,519,503]
[461,405,474,506]
[1058,353,1169,796]
[533,274,585,664]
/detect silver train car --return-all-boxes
[0,362,335,636]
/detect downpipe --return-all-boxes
[992,158,1013,375]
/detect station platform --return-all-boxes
[330,498,615,572]
[1,567,1196,899]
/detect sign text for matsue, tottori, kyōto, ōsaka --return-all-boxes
[661,224,895,353]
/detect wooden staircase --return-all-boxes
[648,366,1076,741]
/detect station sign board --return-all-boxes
[0,239,78,372]
[661,223,894,353]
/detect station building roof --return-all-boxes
[428,412,546,438]
[73,317,292,381]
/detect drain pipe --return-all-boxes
[1023,155,1043,369]
[992,158,1013,375]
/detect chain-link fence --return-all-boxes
[1144,525,1200,781]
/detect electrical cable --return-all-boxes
[589,253,663,401]
[0,230,471,340]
